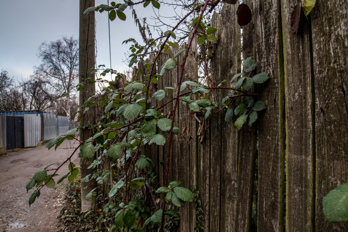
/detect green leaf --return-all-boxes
[173,126,179,134]
[29,189,40,206]
[234,103,247,116]
[156,187,170,194]
[225,107,234,123]
[302,0,316,17]
[207,27,217,34]
[171,193,184,207]
[124,83,133,94]
[153,89,166,101]
[117,104,128,117]
[33,170,47,183]
[143,1,151,7]
[123,104,142,121]
[165,192,175,203]
[196,99,212,107]
[132,82,145,90]
[46,136,63,150]
[180,83,187,92]
[173,187,194,202]
[109,10,116,21]
[234,76,245,89]
[234,114,248,130]
[68,162,75,172]
[243,57,257,73]
[168,180,181,189]
[146,109,161,118]
[151,0,160,9]
[105,101,113,113]
[149,134,166,146]
[118,3,127,11]
[141,119,157,137]
[109,180,125,198]
[197,36,206,45]
[45,178,55,189]
[181,96,193,103]
[167,41,177,48]
[189,102,200,112]
[245,96,255,108]
[80,142,95,161]
[115,210,125,227]
[231,73,242,82]
[160,58,176,75]
[151,209,163,224]
[207,34,216,42]
[26,179,36,192]
[183,81,200,87]
[252,72,269,84]
[248,111,258,126]
[84,6,96,15]
[157,118,172,131]
[57,173,69,184]
[124,209,135,227]
[173,49,186,59]
[205,107,213,119]
[68,168,79,181]
[163,58,176,70]
[252,100,266,111]
[85,191,93,200]
[323,183,348,222]
[242,77,254,90]
[108,144,123,160]
[136,157,151,170]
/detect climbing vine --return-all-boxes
[26,1,270,231]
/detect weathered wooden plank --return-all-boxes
[249,0,286,231]
[176,43,191,230]
[187,35,199,232]
[311,1,348,230]
[218,3,242,232]
[209,12,222,232]
[280,0,315,231]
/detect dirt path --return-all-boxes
[0,140,79,232]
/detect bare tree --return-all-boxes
[35,36,79,119]
[22,76,54,112]
[0,70,25,111]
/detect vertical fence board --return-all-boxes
[187,36,198,232]
[311,1,348,230]
[249,0,286,231]
[280,0,315,231]
[197,116,210,231]
[218,3,243,231]
[208,12,222,232]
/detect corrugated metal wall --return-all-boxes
[0,115,6,155]
[57,116,69,136]
[43,113,58,140]
[24,114,41,147]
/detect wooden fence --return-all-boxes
[143,1,347,231]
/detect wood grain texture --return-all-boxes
[280,0,315,231]
[209,12,222,232]
[218,4,245,232]
[311,0,348,230]
[249,0,286,231]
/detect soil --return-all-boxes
[0,140,79,232]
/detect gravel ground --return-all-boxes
[0,140,79,232]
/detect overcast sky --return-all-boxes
[0,0,175,82]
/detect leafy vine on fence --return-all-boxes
[26,1,270,231]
